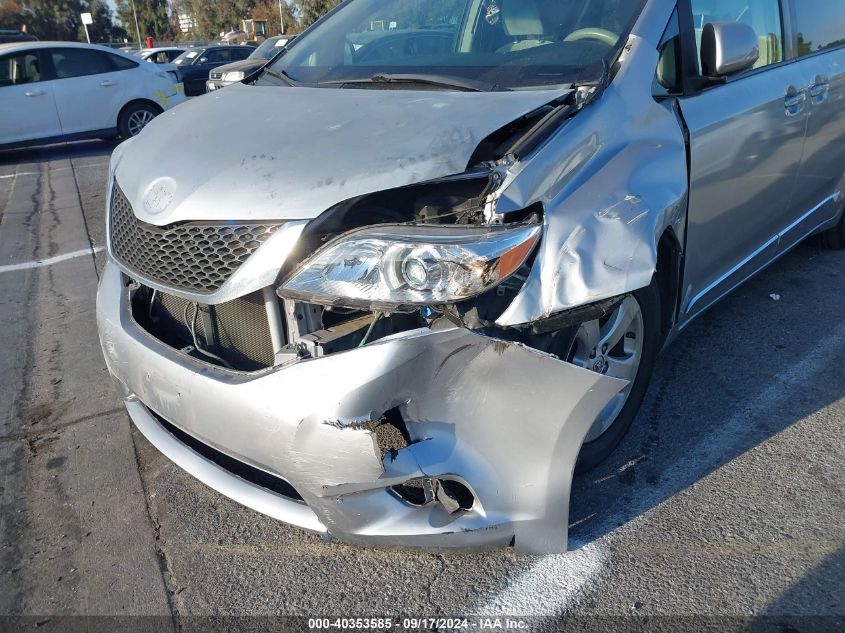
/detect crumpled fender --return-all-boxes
[495,32,688,326]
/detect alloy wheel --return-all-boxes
[569,295,645,442]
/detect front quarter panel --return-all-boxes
[497,12,688,326]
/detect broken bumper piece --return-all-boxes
[96,261,626,554]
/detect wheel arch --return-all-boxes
[117,99,163,127]
[655,226,683,342]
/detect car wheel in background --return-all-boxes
[118,102,160,139]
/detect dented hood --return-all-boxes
[113,83,568,225]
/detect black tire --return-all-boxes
[118,102,159,139]
[575,277,662,473]
[819,206,845,250]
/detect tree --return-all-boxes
[15,0,85,40]
[80,0,127,42]
[250,0,298,35]
[3,0,124,41]
[297,0,340,30]
[185,0,256,39]
[0,0,25,30]
[115,0,171,42]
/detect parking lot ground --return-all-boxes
[0,141,843,629]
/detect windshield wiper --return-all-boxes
[319,73,500,92]
[262,68,299,86]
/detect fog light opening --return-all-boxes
[435,478,475,513]
[390,477,476,513]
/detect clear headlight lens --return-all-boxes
[222,70,245,82]
[278,223,541,310]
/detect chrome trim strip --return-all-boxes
[685,235,777,317]
[684,192,842,320]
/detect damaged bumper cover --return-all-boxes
[97,260,625,553]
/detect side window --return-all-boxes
[204,49,227,63]
[0,52,42,87]
[794,3,845,56]
[654,8,682,96]
[50,48,113,79]
[107,53,139,70]
[690,0,783,70]
[235,48,252,60]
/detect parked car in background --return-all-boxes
[0,41,185,149]
[0,29,37,44]
[206,35,296,92]
[137,47,185,64]
[172,45,254,96]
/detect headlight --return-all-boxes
[278,223,541,310]
[222,70,245,82]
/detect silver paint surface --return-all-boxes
[496,25,688,324]
[112,84,569,225]
[97,261,625,553]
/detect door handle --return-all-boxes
[784,87,807,117]
[100,80,116,87]
[808,76,830,105]
[24,89,45,97]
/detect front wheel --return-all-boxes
[570,278,662,473]
[118,102,159,139]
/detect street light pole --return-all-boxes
[130,0,142,46]
[278,0,285,34]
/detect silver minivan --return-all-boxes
[97,0,845,553]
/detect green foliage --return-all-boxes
[115,0,171,42]
[184,0,257,40]
[297,0,340,30]
[3,0,125,42]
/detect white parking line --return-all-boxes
[0,172,36,180]
[0,246,103,274]
[472,543,607,616]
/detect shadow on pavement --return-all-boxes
[569,240,844,548]
[0,139,120,166]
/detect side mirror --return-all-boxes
[199,57,208,64]
[701,21,759,78]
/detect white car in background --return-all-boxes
[137,47,186,64]
[0,41,186,150]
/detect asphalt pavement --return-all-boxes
[0,140,842,631]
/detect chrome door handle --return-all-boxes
[100,80,116,87]
[24,89,45,97]
[808,76,830,104]
[784,88,807,117]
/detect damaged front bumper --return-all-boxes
[97,260,625,553]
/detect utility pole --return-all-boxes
[130,0,142,46]
[278,0,285,34]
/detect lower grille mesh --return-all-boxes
[132,284,277,371]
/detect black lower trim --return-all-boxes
[151,411,304,502]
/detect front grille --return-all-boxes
[131,283,278,371]
[109,184,281,294]
[209,71,223,80]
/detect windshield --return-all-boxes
[173,50,200,65]
[268,0,645,90]
[251,37,289,60]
